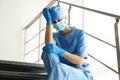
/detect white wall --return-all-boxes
[0,0,51,62]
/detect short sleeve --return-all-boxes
[76,30,88,59]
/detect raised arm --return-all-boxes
[43,8,53,44]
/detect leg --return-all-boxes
[49,63,92,80]
[41,52,60,76]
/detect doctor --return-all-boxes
[41,5,94,80]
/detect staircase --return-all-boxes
[0,60,48,80]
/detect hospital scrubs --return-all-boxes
[41,27,94,80]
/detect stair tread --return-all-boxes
[0,70,48,79]
[0,60,44,68]
[0,60,48,79]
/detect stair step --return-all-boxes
[0,60,48,80]
[0,70,48,79]
[0,60,45,72]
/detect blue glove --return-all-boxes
[43,43,66,57]
[42,7,52,24]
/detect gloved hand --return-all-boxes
[43,43,66,57]
[42,7,52,24]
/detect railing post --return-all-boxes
[114,18,120,80]
[23,29,27,61]
[68,5,71,25]
[38,13,42,63]
[81,0,85,30]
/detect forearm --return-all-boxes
[64,52,84,66]
[45,24,53,43]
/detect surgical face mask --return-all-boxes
[53,20,66,31]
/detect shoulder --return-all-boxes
[72,27,85,36]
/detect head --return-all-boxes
[50,5,67,31]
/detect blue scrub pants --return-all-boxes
[41,52,94,80]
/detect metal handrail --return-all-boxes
[25,28,45,44]
[58,0,120,19]
[86,32,116,48]
[88,54,118,74]
[24,0,120,29]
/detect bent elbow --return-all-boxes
[77,61,83,66]
[77,56,84,66]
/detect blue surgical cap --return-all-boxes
[50,5,66,22]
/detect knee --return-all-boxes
[49,53,58,59]
[41,52,59,61]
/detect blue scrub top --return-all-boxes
[53,27,90,72]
